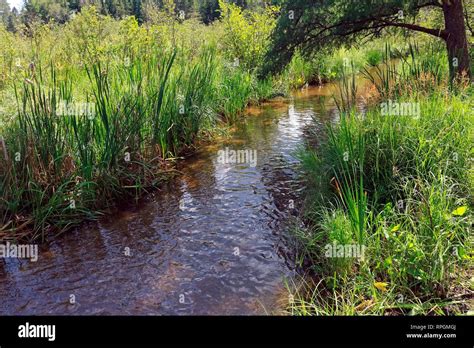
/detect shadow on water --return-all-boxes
[0,78,372,315]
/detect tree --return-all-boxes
[199,0,220,24]
[22,0,70,23]
[263,0,472,81]
[174,0,194,17]
[131,0,144,23]
[199,0,268,25]
[6,7,19,32]
[0,0,10,27]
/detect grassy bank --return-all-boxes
[290,43,473,315]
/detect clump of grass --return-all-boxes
[217,65,253,123]
[365,49,383,67]
[362,42,448,100]
[334,63,358,113]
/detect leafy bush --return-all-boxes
[218,0,278,71]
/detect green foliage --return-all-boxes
[365,49,383,66]
[17,0,271,27]
[0,0,10,26]
[199,0,221,24]
[0,4,282,240]
[293,43,473,314]
[261,0,471,82]
[218,0,278,71]
[279,36,406,89]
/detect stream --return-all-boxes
[0,80,369,315]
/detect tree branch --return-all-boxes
[380,20,447,39]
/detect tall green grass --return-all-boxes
[362,42,448,99]
[0,13,283,240]
[0,43,245,240]
[292,44,473,315]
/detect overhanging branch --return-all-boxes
[380,20,447,39]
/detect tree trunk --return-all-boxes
[442,0,471,81]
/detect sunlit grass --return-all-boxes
[294,46,473,314]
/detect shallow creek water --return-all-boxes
[0,79,371,315]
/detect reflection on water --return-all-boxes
[0,85,338,315]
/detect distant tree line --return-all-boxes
[0,0,273,31]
